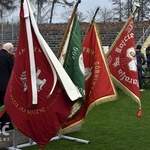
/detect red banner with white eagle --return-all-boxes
[4,0,76,148]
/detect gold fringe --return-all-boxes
[111,75,141,108]
[61,22,118,134]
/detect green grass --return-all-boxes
[21,87,150,150]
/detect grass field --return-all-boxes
[21,87,150,150]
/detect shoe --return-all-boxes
[140,89,145,91]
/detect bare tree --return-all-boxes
[0,0,17,21]
[33,0,74,23]
[133,0,150,21]
[86,7,114,23]
[61,9,72,22]
[0,0,18,43]
[86,8,97,22]
[49,0,74,23]
[77,12,87,22]
[61,10,86,23]
[126,0,134,17]
[111,0,125,22]
[32,0,50,23]
[97,7,114,22]
[103,0,150,22]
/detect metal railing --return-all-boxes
[136,25,150,45]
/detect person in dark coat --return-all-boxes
[136,45,146,91]
[0,42,14,130]
[146,44,150,67]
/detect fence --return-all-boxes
[0,21,149,53]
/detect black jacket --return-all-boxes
[146,46,150,59]
[0,49,14,91]
[136,50,145,65]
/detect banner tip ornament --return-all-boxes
[132,4,140,16]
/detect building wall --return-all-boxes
[0,21,149,53]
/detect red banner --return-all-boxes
[106,16,141,108]
[4,0,72,148]
[61,23,117,133]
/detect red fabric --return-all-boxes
[62,23,116,130]
[107,17,140,101]
[4,0,72,148]
[136,108,142,117]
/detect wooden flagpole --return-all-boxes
[105,4,142,115]
[57,0,81,59]
[84,7,100,37]
[90,7,100,27]
[107,4,140,56]
[131,4,140,16]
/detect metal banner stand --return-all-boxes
[7,130,90,150]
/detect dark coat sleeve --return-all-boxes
[8,55,14,75]
[141,53,146,65]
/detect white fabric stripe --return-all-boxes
[27,0,57,96]
[59,16,75,65]
[23,0,37,104]
[26,0,82,101]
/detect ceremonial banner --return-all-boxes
[59,14,85,120]
[106,16,141,114]
[61,22,117,133]
[62,14,85,101]
[4,0,76,148]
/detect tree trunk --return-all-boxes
[49,0,57,23]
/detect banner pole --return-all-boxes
[107,4,140,57]
[57,0,81,58]
[131,4,140,16]
[84,7,100,36]
[90,7,100,27]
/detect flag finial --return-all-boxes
[132,4,140,16]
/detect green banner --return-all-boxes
[64,14,85,101]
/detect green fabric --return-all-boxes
[0,105,5,118]
[64,14,85,101]
[0,105,5,111]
